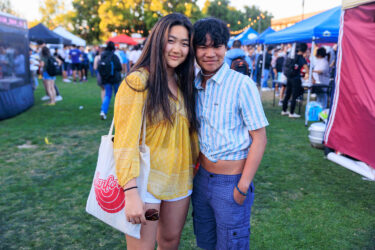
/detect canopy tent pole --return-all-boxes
[259,44,267,97]
[305,39,316,126]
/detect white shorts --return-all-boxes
[144,190,192,204]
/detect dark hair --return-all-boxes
[106,41,115,51]
[316,47,327,58]
[41,46,51,58]
[297,43,308,53]
[127,13,196,130]
[193,17,230,48]
[232,40,242,48]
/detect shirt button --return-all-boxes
[209,174,214,178]
[233,232,237,236]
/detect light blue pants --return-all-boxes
[261,69,270,88]
[101,83,120,114]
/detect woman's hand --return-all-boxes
[124,189,147,225]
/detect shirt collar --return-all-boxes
[194,63,229,89]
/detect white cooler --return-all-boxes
[308,122,326,149]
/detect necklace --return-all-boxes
[201,71,215,77]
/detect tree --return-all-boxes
[71,0,101,44]
[205,0,272,34]
[0,0,18,16]
[97,0,203,41]
[243,6,273,33]
[39,0,69,29]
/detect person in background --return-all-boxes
[40,47,61,106]
[261,46,273,91]
[192,17,268,250]
[246,45,255,77]
[59,45,71,83]
[80,46,89,82]
[119,48,129,77]
[129,44,142,68]
[281,43,309,118]
[113,13,198,249]
[312,47,330,109]
[29,48,40,90]
[99,42,122,120]
[14,48,26,77]
[69,44,82,83]
[114,46,124,73]
[93,47,105,102]
[36,40,63,102]
[224,39,251,75]
[253,44,263,83]
[274,48,286,106]
[87,48,95,77]
[64,45,72,78]
[54,48,64,76]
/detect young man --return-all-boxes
[224,39,251,75]
[192,17,268,250]
[260,46,273,91]
[69,44,82,82]
[281,43,309,118]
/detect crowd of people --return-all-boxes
[224,39,337,118]
[29,40,143,109]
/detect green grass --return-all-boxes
[0,77,374,249]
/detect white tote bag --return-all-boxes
[86,111,150,239]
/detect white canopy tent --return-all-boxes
[53,26,86,46]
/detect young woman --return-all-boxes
[93,47,105,102]
[40,47,60,106]
[113,13,198,249]
[312,47,330,108]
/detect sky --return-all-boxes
[12,0,341,22]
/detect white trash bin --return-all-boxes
[308,122,326,149]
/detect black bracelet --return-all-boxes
[123,186,138,192]
[236,184,248,196]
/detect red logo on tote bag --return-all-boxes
[94,173,125,213]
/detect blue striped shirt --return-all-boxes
[195,63,269,163]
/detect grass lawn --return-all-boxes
[0,76,374,249]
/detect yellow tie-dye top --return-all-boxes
[113,68,199,200]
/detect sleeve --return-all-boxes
[113,72,147,187]
[238,78,269,131]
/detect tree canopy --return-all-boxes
[28,0,273,44]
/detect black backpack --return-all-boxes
[283,56,300,78]
[98,53,115,82]
[46,56,59,76]
[231,57,250,76]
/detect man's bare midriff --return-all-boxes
[199,152,245,175]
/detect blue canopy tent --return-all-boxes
[228,27,258,48]
[244,27,275,45]
[29,23,71,45]
[262,6,341,126]
[264,6,341,44]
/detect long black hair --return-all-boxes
[126,13,196,131]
